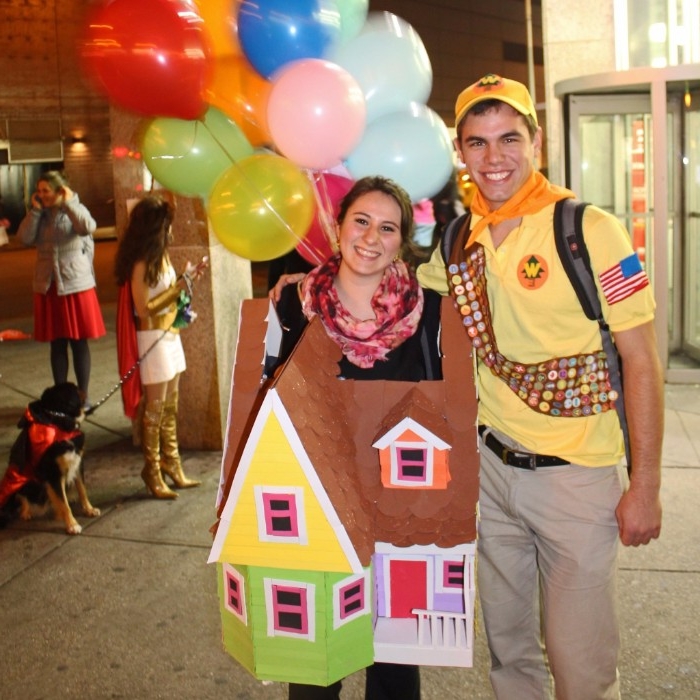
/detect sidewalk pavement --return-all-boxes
[0,306,699,699]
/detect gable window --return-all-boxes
[397,447,428,480]
[223,564,247,624]
[264,579,315,641]
[391,441,433,486]
[255,486,307,544]
[373,416,450,490]
[443,560,464,589]
[333,572,370,628]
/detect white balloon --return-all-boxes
[345,104,454,202]
[329,12,432,124]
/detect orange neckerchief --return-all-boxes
[467,171,575,247]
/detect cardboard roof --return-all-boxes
[217,296,478,566]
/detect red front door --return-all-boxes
[388,559,427,618]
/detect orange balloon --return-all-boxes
[194,0,241,57]
[203,54,272,146]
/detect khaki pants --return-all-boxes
[477,430,625,700]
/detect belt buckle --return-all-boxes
[503,446,538,470]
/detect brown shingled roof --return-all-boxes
[217,300,270,519]
[273,297,479,566]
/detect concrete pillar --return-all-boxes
[542,0,617,185]
[110,107,252,450]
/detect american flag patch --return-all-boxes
[599,253,649,305]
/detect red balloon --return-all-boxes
[81,0,212,119]
[297,172,354,265]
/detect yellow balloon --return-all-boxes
[208,154,314,261]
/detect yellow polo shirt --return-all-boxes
[418,202,655,466]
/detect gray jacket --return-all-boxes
[18,194,97,295]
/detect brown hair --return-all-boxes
[114,196,175,287]
[337,176,414,245]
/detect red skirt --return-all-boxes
[33,284,106,342]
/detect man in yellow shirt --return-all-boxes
[418,74,663,700]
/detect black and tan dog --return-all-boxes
[0,382,100,535]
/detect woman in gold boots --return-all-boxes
[114,196,207,499]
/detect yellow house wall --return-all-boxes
[219,411,355,573]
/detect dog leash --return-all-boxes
[84,325,173,416]
[86,282,196,417]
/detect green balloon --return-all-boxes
[338,0,368,43]
[208,153,315,262]
[141,106,253,198]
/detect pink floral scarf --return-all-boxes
[300,253,424,368]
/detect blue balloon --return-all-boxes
[238,0,341,80]
[345,104,454,202]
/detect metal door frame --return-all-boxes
[556,64,700,383]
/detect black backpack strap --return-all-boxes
[554,198,632,473]
[440,211,471,265]
[554,199,598,321]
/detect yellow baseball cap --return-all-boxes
[455,73,538,129]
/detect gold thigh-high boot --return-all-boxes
[141,399,178,499]
[160,392,201,488]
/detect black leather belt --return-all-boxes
[478,426,569,470]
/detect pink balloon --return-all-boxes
[81,0,212,119]
[267,59,366,170]
[297,172,354,264]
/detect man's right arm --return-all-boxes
[613,320,664,547]
[416,245,450,294]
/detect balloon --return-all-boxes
[267,59,365,170]
[80,0,212,119]
[237,0,341,79]
[208,153,315,261]
[329,12,432,123]
[297,172,354,264]
[141,107,254,198]
[204,54,273,146]
[194,0,240,57]
[337,0,368,43]
[345,104,455,202]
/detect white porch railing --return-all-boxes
[411,608,474,651]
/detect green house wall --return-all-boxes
[218,564,374,686]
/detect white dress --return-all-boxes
[136,262,187,385]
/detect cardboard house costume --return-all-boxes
[209,297,479,687]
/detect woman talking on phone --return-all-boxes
[114,196,208,500]
[18,170,105,407]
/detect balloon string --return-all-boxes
[199,118,312,251]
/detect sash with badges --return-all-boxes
[445,223,618,418]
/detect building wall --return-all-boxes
[0,0,114,228]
